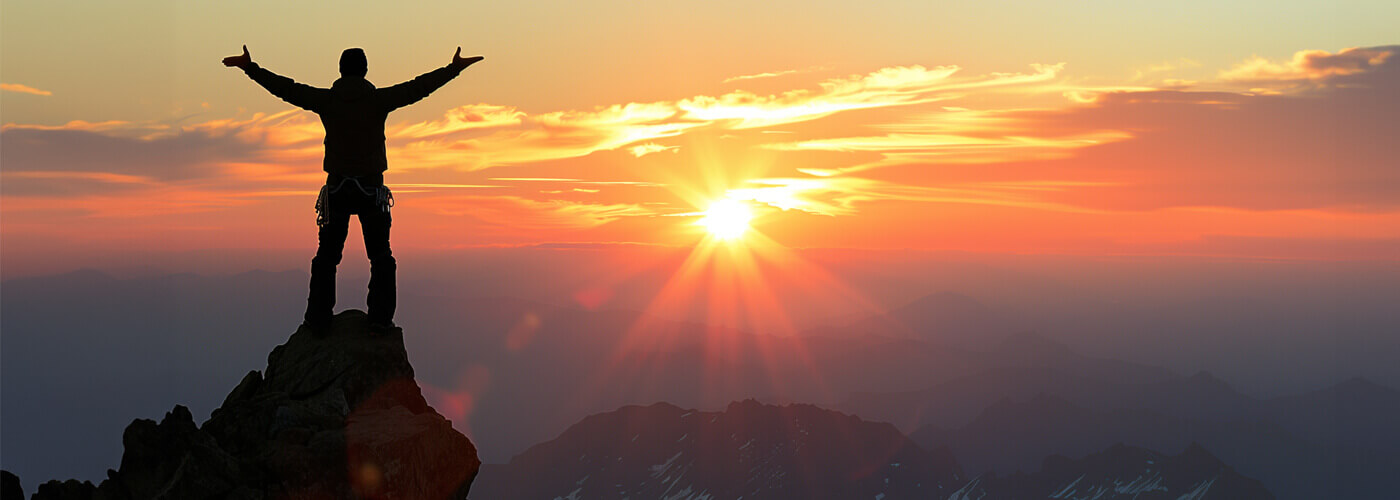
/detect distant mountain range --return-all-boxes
[397,292,1180,464]
[953,442,1273,500]
[5,270,1398,498]
[910,393,1400,500]
[844,351,1400,444]
[473,400,963,499]
[804,291,1013,350]
[473,400,1272,500]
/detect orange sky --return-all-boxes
[3,3,1399,273]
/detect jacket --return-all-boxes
[243,62,464,178]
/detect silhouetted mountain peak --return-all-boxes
[1268,376,1400,417]
[25,310,479,500]
[724,397,765,413]
[1043,442,1158,474]
[966,394,1096,433]
[1177,441,1226,468]
[1182,370,1236,393]
[474,400,964,499]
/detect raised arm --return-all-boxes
[379,47,483,111]
[222,45,328,112]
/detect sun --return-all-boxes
[698,199,753,241]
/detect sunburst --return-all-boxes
[697,198,753,241]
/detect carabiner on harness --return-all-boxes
[315,176,393,227]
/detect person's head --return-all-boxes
[339,48,367,78]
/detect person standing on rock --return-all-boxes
[223,46,483,334]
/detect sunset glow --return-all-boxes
[6,26,1400,265]
[1,0,1398,420]
[5,3,1400,495]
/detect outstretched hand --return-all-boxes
[222,45,252,69]
[451,47,484,70]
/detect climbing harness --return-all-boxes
[315,176,394,227]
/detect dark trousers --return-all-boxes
[305,183,395,325]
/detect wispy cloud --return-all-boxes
[725,47,1400,217]
[488,178,664,186]
[390,102,702,172]
[766,130,1130,172]
[8,49,1398,256]
[423,195,660,229]
[1,83,52,96]
[390,104,526,139]
[724,176,1093,217]
[680,65,964,129]
[2,61,1069,188]
[629,143,679,157]
[723,68,805,83]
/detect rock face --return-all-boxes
[31,310,479,500]
[1,471,24,500]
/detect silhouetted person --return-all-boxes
[223,46,483,333]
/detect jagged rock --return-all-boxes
[33,310,479,500]
[100,405,242,499]
[1,471,23,500]
[31,479,94,500]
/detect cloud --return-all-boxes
[723,69,804,83]
[758,100,1135,178]
[723,176,1089,217]
[916,52,1399,212]
[14,47,1393,252]
[422,195,660,230]
[1029,90,1400,211]
[0,171,158,198]
[7,49,1400,259]
[766,130,1130,170]
[679,63,1064,130]
[387,102,703,172]
[490,178,663,187]
[2,125,256,181]
[680,65,959,129]
[0,111,329,201]
[723,47,1400,217]
[389,104,526,140]
[2,61,1069,190]
[629,143,678,157]
[1,83,52,96]
[1220,45,1397,92]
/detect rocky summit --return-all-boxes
[25,310,479,500]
